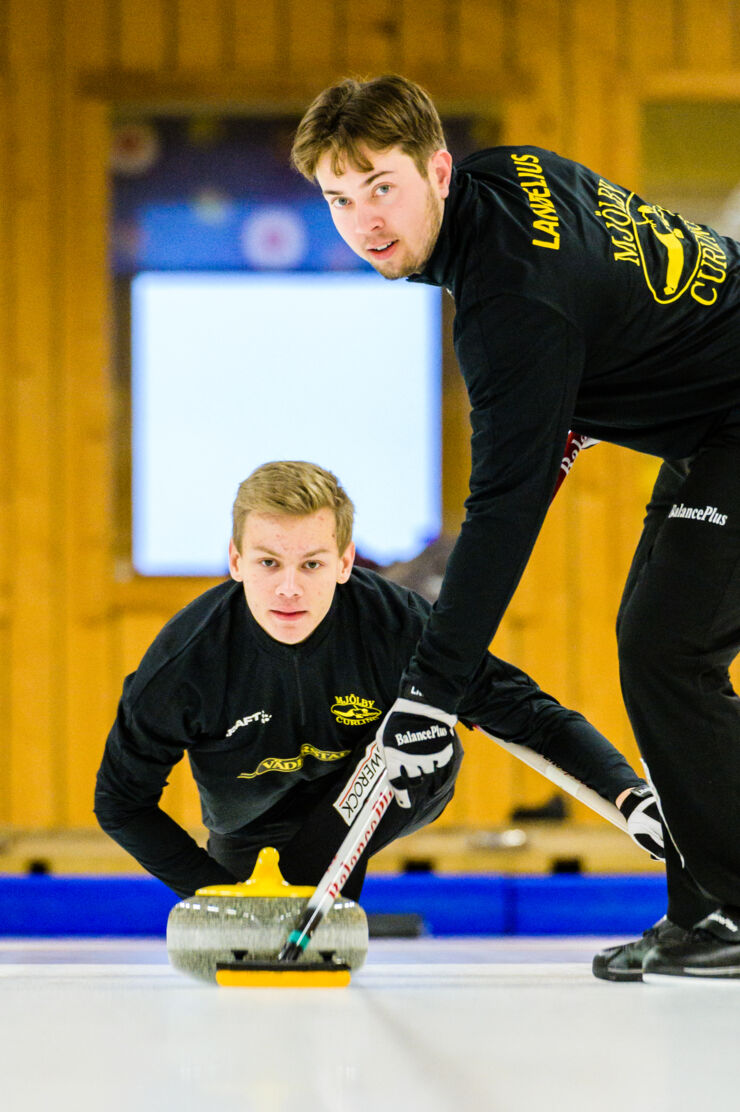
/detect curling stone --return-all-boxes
[166,847,368,984]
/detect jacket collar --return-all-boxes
[408,166,466,294]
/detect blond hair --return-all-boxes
[232,461,354,553]
[291,73,446,180]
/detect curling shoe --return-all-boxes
[643,905,740,984]
[592,917,690,982]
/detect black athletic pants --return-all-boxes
[208,739,464,902]
[617,416,740,928]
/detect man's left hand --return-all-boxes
[618,785,665,861]
[376,686,458,808]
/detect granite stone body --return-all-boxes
[167,893,369,983]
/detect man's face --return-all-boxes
[316,145,452,279]
[229,509,355,644]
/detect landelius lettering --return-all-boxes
[510,153,561,250]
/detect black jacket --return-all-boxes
[95,569,639,895]
[406,146,740,708]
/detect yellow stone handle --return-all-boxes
[195,846,316,898]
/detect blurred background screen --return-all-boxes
[130,271,441,573]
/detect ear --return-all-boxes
[336,541,356,584]
[228,538,243,582]
[429,149,453,199]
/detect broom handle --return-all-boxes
[277,768,394,961]
[475,727,627,830]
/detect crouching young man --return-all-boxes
[95,461,659,902]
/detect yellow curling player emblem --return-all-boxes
[331,693,382,727]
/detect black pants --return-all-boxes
[208,739,463,902]
[617,418,740,927]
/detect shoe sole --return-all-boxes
[644,970,740,985]
[592,965,643,983]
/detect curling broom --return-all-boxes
[214,768,395,986]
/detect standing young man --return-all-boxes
[291,75,740,981]
[95,461,657,904]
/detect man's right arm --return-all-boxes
[94,689,238,899]
[403,296,585,712]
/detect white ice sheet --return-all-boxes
[0,937,736,1111]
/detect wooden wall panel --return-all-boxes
[0,0,11,825]
[403,0,456,71]
[62,0,110,71]
[681,0,736,70]
[501,0,570,150]
[567,0,619,167]
[115,0,173,71]
[345,1,404,74]
[458,0,509,74]
[7,0,61,826]
[1,0,739,846]
[174,0,228,72]
[624,0,683,74]
[58,61,116,823]
[288,0,337,73]
[233,2,281,72]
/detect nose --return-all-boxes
[354,200,383,238]
[276,568,301,598]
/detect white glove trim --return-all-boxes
[388,697,457,728]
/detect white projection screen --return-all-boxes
[131,272,442,574]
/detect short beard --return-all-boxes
[372,183,444,281]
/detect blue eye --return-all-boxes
[376,183,391,195]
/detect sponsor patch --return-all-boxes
[333,740,385,825]
[394,724,450,747]
[593,176,729,307]
[668,503,727,525]
[237,743,349,780]
[225,709,271,737]
[331,693,382,727]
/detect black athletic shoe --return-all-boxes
[643,906,740,984]
[592,917,690,982]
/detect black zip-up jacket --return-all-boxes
[405,146,740,709]
[95,569,639,896]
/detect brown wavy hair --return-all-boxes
[291,74,446,180]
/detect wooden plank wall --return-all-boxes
[1,0,739,837]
